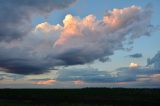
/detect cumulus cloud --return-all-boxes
[103,6,141,28]
[0,0,76,74]
[128,53,143,58]
[0,0,76,41]
[52,5,152,66]
[0,4,153,74]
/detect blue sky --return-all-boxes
[0,0,160,88]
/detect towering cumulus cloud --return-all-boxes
[53,5,152,65]
[0,3,153,75]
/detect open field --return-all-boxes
[0,88,160,106]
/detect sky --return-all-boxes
[0,0,160,88]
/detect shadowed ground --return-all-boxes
[0,88,160,106]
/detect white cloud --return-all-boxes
[129,63,139,68]
[35,22,62,32]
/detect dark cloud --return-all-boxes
[0,0,76,74]
[0,56,51,75]
[54,47,112,66]
[128,53,143,58]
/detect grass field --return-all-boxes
[0,88,160,106]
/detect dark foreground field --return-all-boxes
[0,88,160,106]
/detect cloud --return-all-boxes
[0,5,153,74]
[53,5,152,66]
[129,62,139,68]
[114,82,128,85]
[115,50,160,84]
[56,68,136,83]
[32,79,56,85]
[128,53,143,58]
[35,22,62,32]
[73,80,84,85]
[0,74,5,80]
[0,73,24,81]
[0,0,76,41]
[0,0,76,74]
[56,66,160,84]
[103,5,141,28]
[1,50,160,88]
[147,51,160,68]
[150,74,160,78]
[56,51,160,84]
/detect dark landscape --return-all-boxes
[0,88,160,106]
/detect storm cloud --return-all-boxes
[0,4,154,75]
